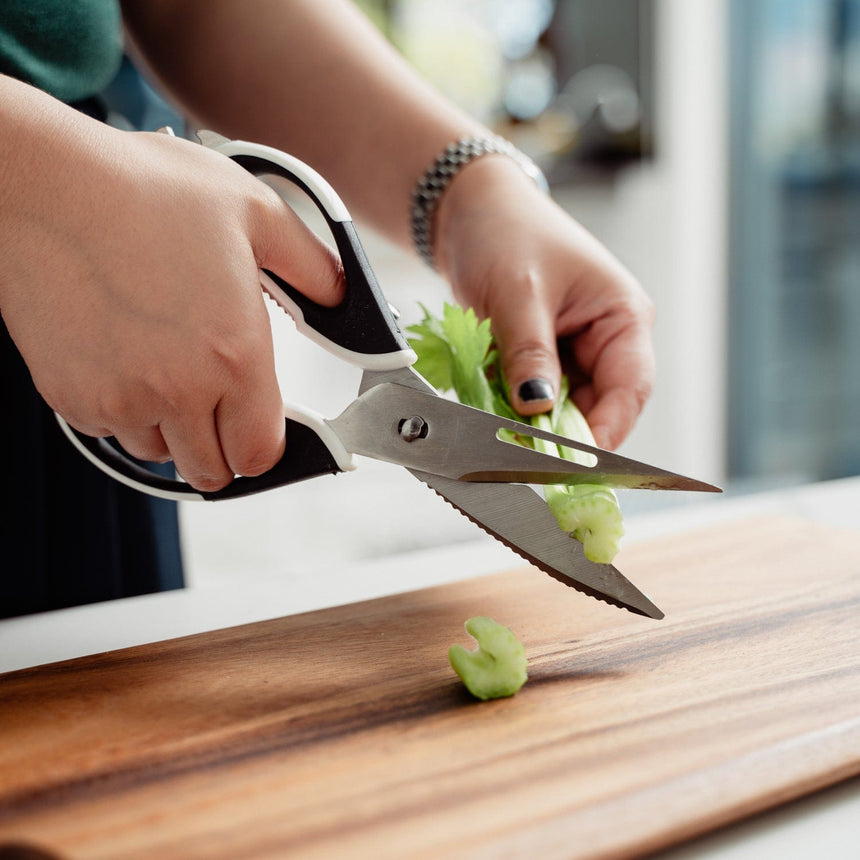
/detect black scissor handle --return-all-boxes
[56,404,353,502]
[214,140,415,371]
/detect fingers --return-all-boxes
[215,358,287,481]
[486,276,562,417]
[164,302,287,492]
[98,385,287,493]
[160,381,286,492]
[475,267,654,447]
[159,416,231,490]
[253,190,346,309]
[159,183,344,490]
[95,201,335,491]
[112,426,171,464]
[572,309,656,450]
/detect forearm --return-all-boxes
[120,0,486,248]
[0,75,114,310]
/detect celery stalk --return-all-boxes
[408,303,624,564]
[531,386,624,564]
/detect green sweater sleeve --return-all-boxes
[0,0,122,102]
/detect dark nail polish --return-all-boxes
[518,378,554,403]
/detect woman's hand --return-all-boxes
[433,155,655,450]
[0,81,344,490]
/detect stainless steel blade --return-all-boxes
[410,469,664,619]
[333,369,720,493]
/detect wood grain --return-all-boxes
[0,516,859,859]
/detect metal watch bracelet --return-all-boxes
[410,135,548,270]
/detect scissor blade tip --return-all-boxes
[657,477,723,493]
[693,479,723,493]
[637,602,665,620]
[609,585,664,620]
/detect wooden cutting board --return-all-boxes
[1,516,859,860]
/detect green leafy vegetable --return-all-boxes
[408,302,624,563]
[448,616,528,700]
[409,303,518,421]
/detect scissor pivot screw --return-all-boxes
[398,416,428,442]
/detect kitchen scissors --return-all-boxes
[57,132,720,620]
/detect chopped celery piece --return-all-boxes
[448,616,528,700]
[408,302,624,563]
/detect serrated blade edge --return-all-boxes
[411,469,664,619]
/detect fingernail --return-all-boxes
[518,378,554,403]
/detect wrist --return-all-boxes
[0,77,111,301]
[432,153,548,279]
[410,135,546,273]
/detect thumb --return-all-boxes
[490,293,561,417]
[253,191,346,308]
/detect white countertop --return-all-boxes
[2,476,859,858]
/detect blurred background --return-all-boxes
[356,0,860,490]
[354,0,860,490]
[109,0,860,585]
